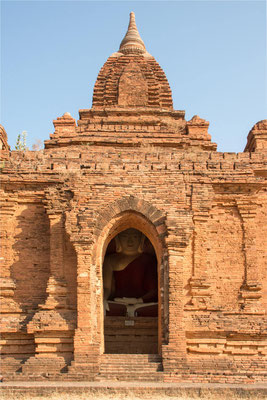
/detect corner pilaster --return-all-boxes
[0,202,22,314]
[25,212,75,376]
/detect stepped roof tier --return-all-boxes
[44,12,216,151]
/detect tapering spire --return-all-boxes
[119,12,146,54]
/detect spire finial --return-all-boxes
[119,12,146,54]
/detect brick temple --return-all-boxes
[0,12,267,383]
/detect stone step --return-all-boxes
[95,372,164,382]
[99,360,162,366]
[101,353,161,360]
[100,363,162,369]
[99,367,162,373]
[100,362,161,370]
[97,353,163,382]
[100,360,161,365]
[100,362,161,367]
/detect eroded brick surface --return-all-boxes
[0,12,266,384]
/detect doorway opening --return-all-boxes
[103,228,158,354]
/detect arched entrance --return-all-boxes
[93,199,167,356]
[103,227,158,354]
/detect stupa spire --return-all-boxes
[119,12,146,54]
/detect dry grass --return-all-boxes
[1,393,266,400]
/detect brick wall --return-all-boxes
[0,20,266,381]
[1,138,266,382]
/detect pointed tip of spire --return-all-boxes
[119,12,146,55]
[130,11,135,21]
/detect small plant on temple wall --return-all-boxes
[15,131,28,151]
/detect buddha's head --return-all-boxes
[116,228,145,255]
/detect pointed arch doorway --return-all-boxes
[97,206,166,355]
[103,227,158,354]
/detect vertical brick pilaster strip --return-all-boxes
[186,181,213,311]
[72,242,100,373]
[237,202,263,313]
[49,213,64,278]
[41,212,68,310]
[0,201,21,312]
[162,213,189,379]
[187,211,212,310]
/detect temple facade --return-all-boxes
[0,12,267,383]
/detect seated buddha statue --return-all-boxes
[103,228,158,317]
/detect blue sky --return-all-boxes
[1,0,266,152]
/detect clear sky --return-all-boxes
[1,0,266,152]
